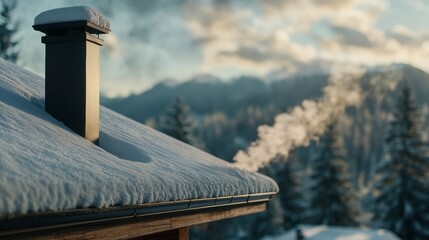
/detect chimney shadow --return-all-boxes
[99,131,153,163]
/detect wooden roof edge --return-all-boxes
[3,202,268,240]
[0,192,276,238]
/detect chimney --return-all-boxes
[33,6,110,145]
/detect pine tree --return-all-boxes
[248,159,286,239]
[249,195,284,239]
[276,155,304,230]
[371,84,429,240]
[161,97,202,148]
[0,0,18,63]
[307,123,358,226]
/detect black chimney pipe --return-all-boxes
[33,7,109,145]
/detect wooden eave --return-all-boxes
[0,192,275,239]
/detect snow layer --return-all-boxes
[34,6,110,30]
[0,59,277,216]
[263,225,400,240]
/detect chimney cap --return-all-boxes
[33,21,109,35]
[33,6,110,34]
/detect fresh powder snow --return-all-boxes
[262,225,400,240]
[0,59,277,216]
[34,6,110,30]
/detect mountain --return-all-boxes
[104,74,273,121]
[103,64,429,186]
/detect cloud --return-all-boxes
[220,46,274,63]
[183,0,321,75]
[83,0,206,96]
[330,24,375,48]
[316,16,429,73]
[181,0,386,77]
[402,0,429,13]
[314,0,357,8]
[386,25,417,45]
[15,0,429,96]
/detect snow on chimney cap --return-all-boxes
[34,6,110,31]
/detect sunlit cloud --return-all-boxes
[182,0,394,78]
[13,0,429,96]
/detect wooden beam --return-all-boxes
[171,203,265,229]
[131,227,189,240]
[6,202,266,240]
[178,227,189,240]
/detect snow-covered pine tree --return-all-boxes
[371,84,429,240]
[307,123,358,226]
[247,158,287,239]
[161,97,202,148]
[249,195,284,239]
[0,0,18,63]
[276,155,304,230]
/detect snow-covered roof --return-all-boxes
[263,225,400,240]
[34,6,110,30]
[0,59,277,217]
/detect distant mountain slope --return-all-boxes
[103,64,429,186]
[105,76,264,121]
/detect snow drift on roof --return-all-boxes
[34,6,110,30]
[0,59,277,216]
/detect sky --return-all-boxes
[13,0,429,97]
